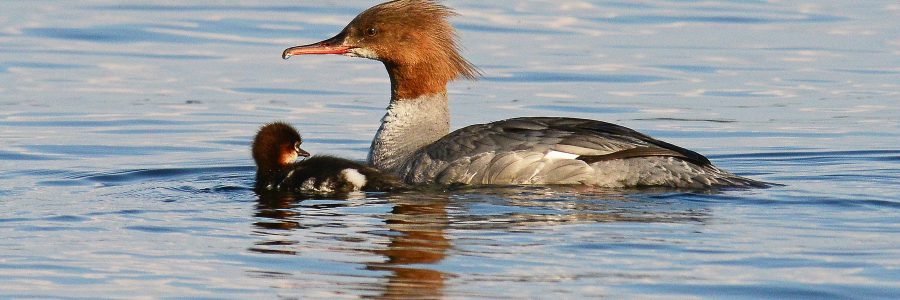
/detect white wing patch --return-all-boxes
[340,168,368,189]
[319,179,335,193]
[543,150,580,160]
[300,178,316,190]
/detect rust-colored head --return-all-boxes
[282,0,481,100]
[252,122,311,172]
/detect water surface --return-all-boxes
[1,0,898,298]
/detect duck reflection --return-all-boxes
[249,186,712,298]
[253,192,303,231]
[438,185,714,234]
[252,190,451,298]
[366,195,449,299]
[252,191,357,231]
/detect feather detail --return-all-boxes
[392,117,768,187]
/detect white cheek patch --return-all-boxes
[544,150,580,160]
[281,151,299,166]
[346,48,379,60]
[340,168,368,189]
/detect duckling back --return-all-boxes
[274,155,406,194]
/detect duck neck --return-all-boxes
[385,62,451,101]
[368,93,450,173]
[255,166,289,190]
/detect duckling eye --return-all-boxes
[366,28,377,37]
[294,141,302,151]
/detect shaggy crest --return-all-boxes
[283,0,481,100]
[357,0,481,81]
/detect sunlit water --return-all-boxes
[1,1,898,298]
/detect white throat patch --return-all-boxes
[346,48,379,60]
[368,94,451,172]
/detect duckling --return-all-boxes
[252,122,405,194]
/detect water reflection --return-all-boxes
[250,186,716,297]
[453,186,720,231]
[253,193,306,232]
[366,195,449,300]
[252,191,450,298]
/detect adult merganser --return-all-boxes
[282,0,769,188]
[252,122,406,193]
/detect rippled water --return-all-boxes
[1,1,899,298]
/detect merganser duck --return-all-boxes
[252,122,406,193]
[281,0,769,188]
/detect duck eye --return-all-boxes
[294,141,301,151]
[366,28,377,37]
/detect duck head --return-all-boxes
[282,0,480,100]
[252,122,311,173]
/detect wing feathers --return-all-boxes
[577,147,694,164]
[402,117,728,185]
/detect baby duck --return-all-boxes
[252,122,405,194]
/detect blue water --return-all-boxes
[1,0,898,298]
